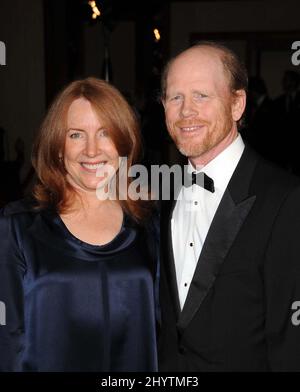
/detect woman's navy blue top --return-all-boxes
[0,199,158,372]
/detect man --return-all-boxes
[159,41,300,371]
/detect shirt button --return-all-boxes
[184,283,188,287]
[190,242,193,247]
[194,201,198,205]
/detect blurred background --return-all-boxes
[1,0,300,206]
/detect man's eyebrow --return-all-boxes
[166,91,182,97]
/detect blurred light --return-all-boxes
[153,28,161,42]
[88,0,101,20]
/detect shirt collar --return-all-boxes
[188,134,245,194]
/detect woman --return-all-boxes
[0,78,159,372]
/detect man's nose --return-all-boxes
[180,98,198,118]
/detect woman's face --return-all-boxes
[64,97,120,194]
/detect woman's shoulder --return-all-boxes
[2,198,35,215]
[1,197,39,216]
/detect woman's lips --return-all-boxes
[80,161,107,172]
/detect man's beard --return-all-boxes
[170,129,212,158]
[169,112,234,159]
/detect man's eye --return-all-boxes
[194,93,207,100]
[99,129,109,137]
[170,95,182,102]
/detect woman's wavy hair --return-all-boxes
[32,77,152,222]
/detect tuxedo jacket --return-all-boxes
[159,146,300,371]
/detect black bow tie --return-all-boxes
[184,171,215,193]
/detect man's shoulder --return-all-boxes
[247,149,300,203]
[257,155,299,187]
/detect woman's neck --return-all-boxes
[64,189,117,217]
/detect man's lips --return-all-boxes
[175,123,205,133]
[179,125,204,132]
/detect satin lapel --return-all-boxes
[177,146,258,331]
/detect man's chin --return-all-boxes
[178,144,204,158]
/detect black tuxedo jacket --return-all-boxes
[159,146,300,371]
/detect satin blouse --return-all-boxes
[0,199,158,372]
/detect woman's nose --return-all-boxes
[85,136,99,157]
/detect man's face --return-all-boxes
[163,47,245,165]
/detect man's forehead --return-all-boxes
[167,47,229,88]
[174,46,224,70]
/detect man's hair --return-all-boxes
[32,77,152,222]
[160,40,248,128]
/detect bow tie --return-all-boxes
[184,171,215,193]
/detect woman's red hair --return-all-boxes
[32,77,153,222]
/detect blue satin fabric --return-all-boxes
[0,200,158,372]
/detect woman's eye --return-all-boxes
[69,132,83,139]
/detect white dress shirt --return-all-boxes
[171,134,245,309]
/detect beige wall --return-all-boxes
[0,0,299,171]
[111,21,135,97]
[170,1,300,98]
[0,0,45,175]
[171,0,300,54]
[83,20,135,97]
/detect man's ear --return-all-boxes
[231,89,246,122]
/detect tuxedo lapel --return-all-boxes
[161,182,182,318]
[177,146,258,331]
